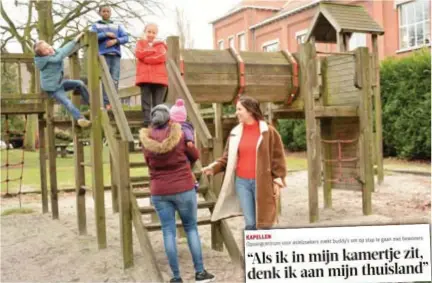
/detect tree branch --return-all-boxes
[0,2,25,46]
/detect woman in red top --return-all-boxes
[202,96,287,230]
[135,23,168,127]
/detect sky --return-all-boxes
[1,0,242,52]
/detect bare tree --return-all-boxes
[0,0,165,150]
[175,6,193,49]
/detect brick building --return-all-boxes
[211,0,431,59]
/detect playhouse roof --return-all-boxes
[305,2,384,43]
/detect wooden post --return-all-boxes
[110,155,119,213]
[166,36,186,237]
[46,97,59,219]
[336,33,345,52]
[372,35,384,184]
[166,36,181,104]
[35,69,48,214]
[355,47,373,215]
[38,116,48,213]
[211,103,224,251]
[299,42,320,223]
[88,31,107,249]
[118,140,133,268]
[69,53,87,234]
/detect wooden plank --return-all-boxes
[300,41,320,223]
[133,185,208,198]
[99,55,133,142]
[119,86,140,99]
[0,53,34,62]
[355,48,373,215]
[167,59,213,148]
[0,103,45,114]
[372,35,384,184]
[130,194,163,281]
[118,140,133,268]
[88,32,107,249]
[46,98,59,219]
[144,217,212,232]
[314,106,358,117]
[139,200,215,214]
[38,116,49,214]
[0,94,43,99]
[70,53,87,235]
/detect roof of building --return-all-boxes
[209,1,285,24]
[249,0,322,29]
[305,2,385,42]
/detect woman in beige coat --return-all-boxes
[202,96,286,230]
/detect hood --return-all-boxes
[139,123,182,154]
[34,55,51,70]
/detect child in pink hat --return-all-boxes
[170,98,195,147]
[170,98,199,190]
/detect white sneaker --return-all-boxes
[77,118,91,128]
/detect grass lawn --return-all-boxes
[1,146,147,194]
[1,148,429,194]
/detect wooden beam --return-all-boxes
[355,47,373,215]
[87,31,107,249]
[0,103,45,114]
[314,106,358,117]
[130,193,163,281]
[299,42,320,223]
[99,55,133,142]
[118,140,133,268]
[372,34,384,184]
[38,116,48,214]
[118,86,140,99]
[70,53,87,235]
[46,97,59,219]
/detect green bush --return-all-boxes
[380,48,431,160]
[277,119,306,151]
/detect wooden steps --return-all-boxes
[139,200,215,214]
[133,185,208,198]
[144,217,212,232]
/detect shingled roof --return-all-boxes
[305,2,384,43]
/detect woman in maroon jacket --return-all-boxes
[139,104,215,283]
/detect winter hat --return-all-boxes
[150,104,170,128]
[169,99,187,123]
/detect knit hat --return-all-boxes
[150,104,170,128]
[169,99,187,123]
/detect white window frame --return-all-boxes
[295,29,308,44]
[237,32,246,51]
[397,0,431,52]
[217,39,224,50]
[262,39,280,52]
[228,35,235,49]
[348,32,367,51]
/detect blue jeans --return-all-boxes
[151,189,204,279]
[46,80,89,120]
[235,176,257,230]
[102,54,129,106]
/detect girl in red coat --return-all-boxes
[135,23,168,127]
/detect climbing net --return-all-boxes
[1,114,28,206]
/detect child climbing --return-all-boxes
[90,4,129,109]
[135,23,168,127]
[34,32,91,128]
[170,99,199,191]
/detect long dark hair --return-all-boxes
[238,96,264,121]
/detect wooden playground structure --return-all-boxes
[0,3,385,281]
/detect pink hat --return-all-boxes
[170,99,187,122]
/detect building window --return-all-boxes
[296,29,308,44]
[228,36,234,48]
[398,0,430,50]
[238,33,246,51]
[262,40,279,52]
[218,40,224,50]
[349,33,367,50]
